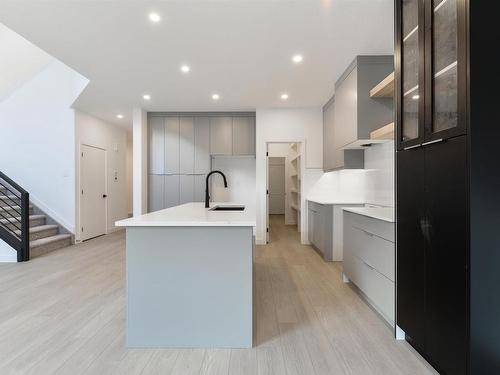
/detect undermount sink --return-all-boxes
[209,205,245,211]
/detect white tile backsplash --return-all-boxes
[364,141,394,207]
[307,141,394,207]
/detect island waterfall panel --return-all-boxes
[126,226,253,348]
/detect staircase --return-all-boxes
[0,178,72,261]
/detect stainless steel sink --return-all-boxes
[209,205,245,211]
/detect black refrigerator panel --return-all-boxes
[424,135,468,375]
[396,146,426,352]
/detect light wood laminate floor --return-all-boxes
[0,215,437,375]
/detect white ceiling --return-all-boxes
[0,0,394,128]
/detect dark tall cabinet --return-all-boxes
[396,0,500,374]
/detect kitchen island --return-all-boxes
[115,202,255,348]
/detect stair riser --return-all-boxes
[30,227,58,241]
[31,237,72,258]
[2,217,45,231]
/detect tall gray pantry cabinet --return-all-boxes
[147,113,255,212]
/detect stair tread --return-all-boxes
[30,234,71,248]
[13,224,58,235]
[0,204,33,210]
[0,214,45,224]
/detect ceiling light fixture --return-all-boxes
[281,93,289,100]
[149,13,161,23]
[212,94,220,101]
[117,114,124,119]
[292,54,303,63]
[143,94,151,100]
[180,65,190,73]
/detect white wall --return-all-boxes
[256,108,323,244]
[0,239,16,262]
[126,132,133,216]
[74,110,129,241]
[132,108,148,216]
[0,60,89,233]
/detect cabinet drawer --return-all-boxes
[344,211,394,242]
[343,251,395,324]
[345,224,395,281]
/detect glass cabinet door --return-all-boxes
[401,0,422,145]
[427,0,465,139]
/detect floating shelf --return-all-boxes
[291,204,300,211]
[370,122,395,140]
[290,188,300,194]
[370,72,395,98]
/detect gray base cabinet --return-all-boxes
[307,201,363,261]
[343,211,395,325]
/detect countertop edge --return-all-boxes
[342,207,395,223]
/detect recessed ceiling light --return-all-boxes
[292,54,303,63]
[412,94,420,100]
[212,94,220,101]
[149,13,161,23]
[180,65,190,73]
[116,114,124,119]
[281,93,289,100]
[143,94,151,100]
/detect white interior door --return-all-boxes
[268,157,286,214]
[81,144,107,240]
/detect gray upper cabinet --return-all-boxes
[323,97,336,171]
[194,117,210,174]
[334,67,358,148]
[210,117,233,155]
[323,55,393,170]
[165,117,180,174]
[179,117,194,174]
[233,117,255,156]
[148,117,165,174]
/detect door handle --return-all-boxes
[103,194,107,198]
[403,144,422,150]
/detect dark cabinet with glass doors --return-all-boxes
[396,1,500,374]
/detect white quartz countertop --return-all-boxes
[342,207,395,223]
[307,197,365,205]
[115,202,256,227]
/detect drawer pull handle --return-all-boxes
[361,229,374,237]
[422,138,444,146]
[363,261,376,271]
[403,144,421,150]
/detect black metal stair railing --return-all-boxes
[0,171,29,262]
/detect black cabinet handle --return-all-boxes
[103,194,107,198]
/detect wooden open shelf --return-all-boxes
[370,122,395,140]
[370,72,395,98]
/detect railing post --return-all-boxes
[20,192,29,262]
